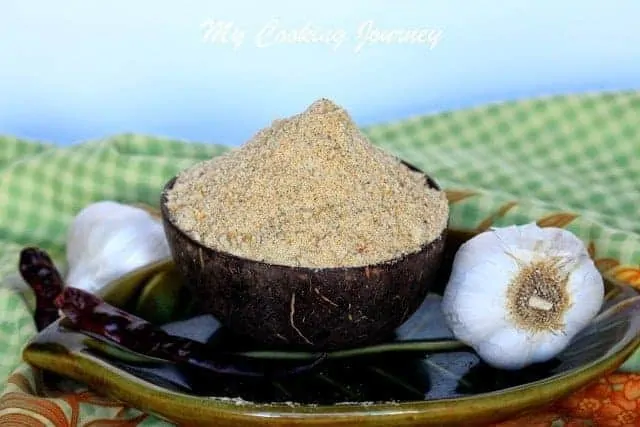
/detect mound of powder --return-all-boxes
[165,98,448,268]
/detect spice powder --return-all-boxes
[165,98,448,268]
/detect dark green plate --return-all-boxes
[22,230,640,426]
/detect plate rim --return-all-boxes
[22,334,640,423]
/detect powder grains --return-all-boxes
[165,99,449,268]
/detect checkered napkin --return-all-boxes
[0,91,638,426]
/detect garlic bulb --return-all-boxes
[441,223,604,370]
[66,201,171,293]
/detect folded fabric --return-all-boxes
[0,91,638,426]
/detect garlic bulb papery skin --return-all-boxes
[66,201,171,294]
[441,223,604,370]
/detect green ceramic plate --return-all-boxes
[22,230,640,427]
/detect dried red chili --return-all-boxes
[19,246,324,377]
[18,247,64,331]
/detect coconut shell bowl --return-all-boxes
[159,171,447,351]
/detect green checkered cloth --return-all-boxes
[0,91,638,425]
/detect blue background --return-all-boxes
[1,1,639,146]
